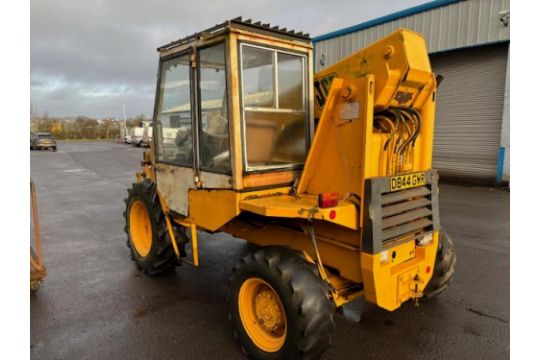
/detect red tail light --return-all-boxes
[318,192,339,208]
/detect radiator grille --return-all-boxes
[362,170,440,254]
[380,186,434,244]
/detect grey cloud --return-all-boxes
[31,0,428,118]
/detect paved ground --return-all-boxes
[30,141,509,360]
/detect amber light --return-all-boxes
[318,192,339,208]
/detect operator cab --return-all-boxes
[153,17,313,215]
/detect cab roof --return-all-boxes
[157,16,311,52]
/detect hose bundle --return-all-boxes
[373,108,422,175]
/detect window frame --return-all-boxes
[238,42,310,173]
[195,40,232,175]
[152,49,197,168]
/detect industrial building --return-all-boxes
[313,0,510,183]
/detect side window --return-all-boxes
[198,43,230,173]
[242,46,274,108]
[155,54,193,165]
[240,44,307,170]
[277,53,304,110]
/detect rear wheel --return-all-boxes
[228,247,335,360]
[123,179,180,275]
[422,230,456,299]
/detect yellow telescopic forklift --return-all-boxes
[124,17,456,359]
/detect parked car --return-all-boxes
[131,127,145,147]
[31,133,57,151]
[132,135,144,147]
[124,135,132,144]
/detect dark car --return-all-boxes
[31,133,57,151]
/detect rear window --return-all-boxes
[37,134,53,138]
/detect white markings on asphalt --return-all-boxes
[63,169,87,173]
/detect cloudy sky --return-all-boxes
[31,0,428,119]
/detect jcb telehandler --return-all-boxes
[124,17,456,360]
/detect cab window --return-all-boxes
[155,54,193,165]
[198,43,230,173]
[240,44,307,170]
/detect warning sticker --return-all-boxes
[339,102,360,120]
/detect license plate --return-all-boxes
[389,172,426,192]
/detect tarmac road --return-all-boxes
[30,141,509,360]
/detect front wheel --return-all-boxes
[123,179,180,275]
[228,247,335,360]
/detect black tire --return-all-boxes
[244,241,261,253]
[228,247,335,360]
[123,179,179,275]
[52,146,57,152]
[422,230,456,299]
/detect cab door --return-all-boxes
[195,41,233,189]
[154,43,233,216]
[154,50,197,215]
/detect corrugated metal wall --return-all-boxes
[313,0,511,182]
[431,43,508,180]
[315,0,510,72]
[500,47,510,182]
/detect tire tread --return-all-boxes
[123,179,178,275]
[422,231,456,299]
[228,246,335,360]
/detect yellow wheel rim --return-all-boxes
[129,200,152,257]
[238,277,287,353]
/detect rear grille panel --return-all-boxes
[362,171,440,254]
[381,187,433,244]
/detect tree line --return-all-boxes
[30,111,151,140]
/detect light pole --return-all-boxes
[122,103,128,131]
[122,104,129,141]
